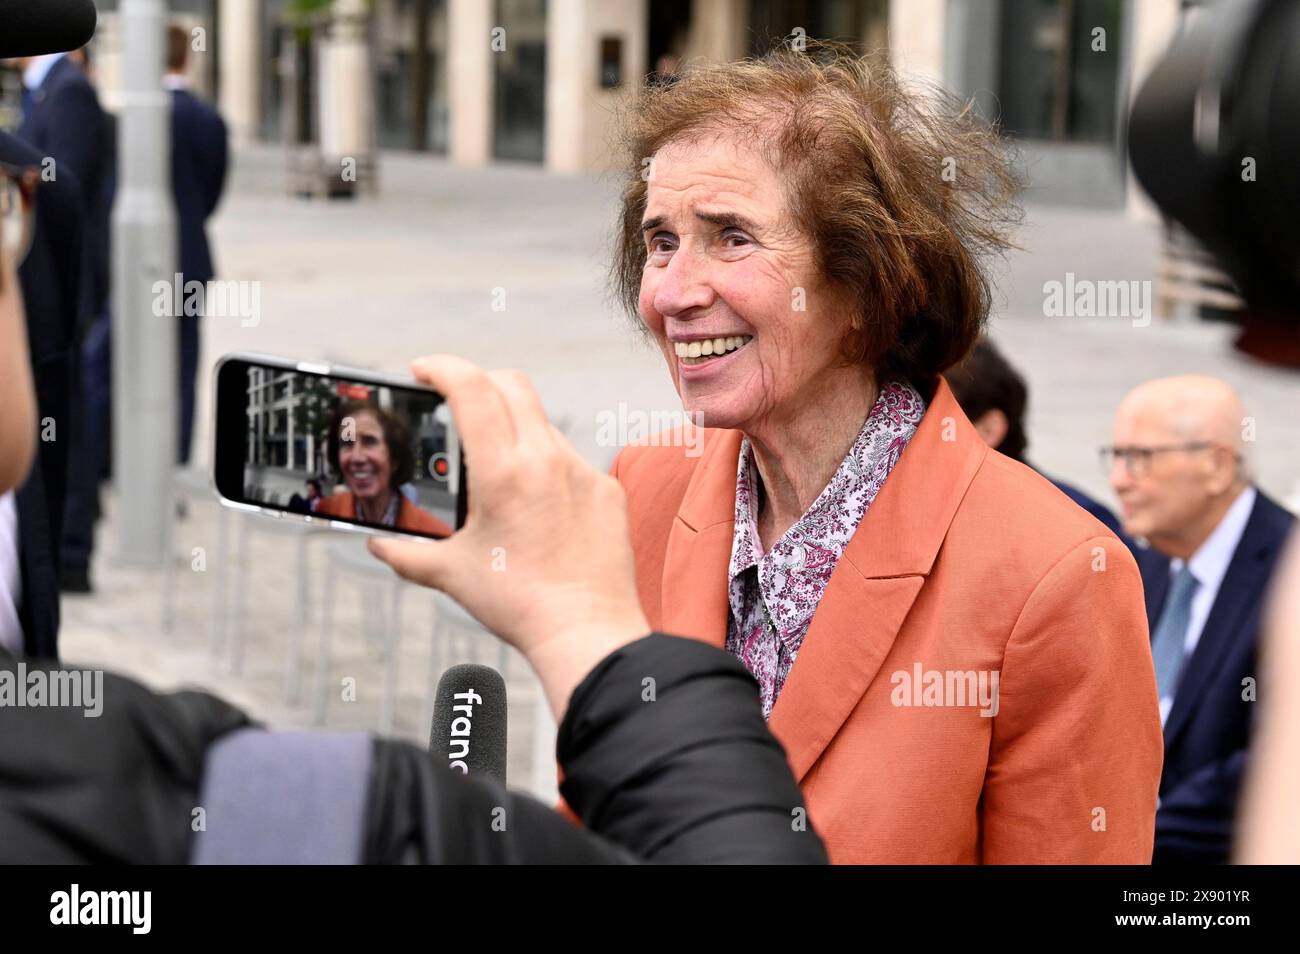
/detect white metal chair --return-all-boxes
[226,513,328,691]
[312,537,409,733]
[424,590,509,725]
[163,468,231,650]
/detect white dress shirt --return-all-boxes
[22,53,64,94]
[1159,485,1257,724]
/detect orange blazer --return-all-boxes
[611,378,1163,863]
[316,491,453,537]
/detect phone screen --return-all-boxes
[214,356,464,539]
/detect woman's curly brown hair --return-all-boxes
[612,42,1023,394]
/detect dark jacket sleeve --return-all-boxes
[557,633,827,862]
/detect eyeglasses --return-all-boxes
[1098,442,1232,478]
[0,161,40,268]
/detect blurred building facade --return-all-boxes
[74,0,1182,207]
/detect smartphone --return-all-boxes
[212,353,466,539]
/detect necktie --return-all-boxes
[1151,564,1199,703]
[19,86,34,123]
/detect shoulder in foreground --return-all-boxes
[967,449,1134,562]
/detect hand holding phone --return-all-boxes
[367,355,651,719]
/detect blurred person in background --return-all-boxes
[287,478,324,515]
[605,44,1162,863]
[945,336,1133,552]
[0,146,80,660]
[1106,376,1295,863]
[318,401,451,536]
[57,26,229,592]
[14,47,109,290]
[49,45,115,596]
[164,23,228,467]
[13,46,111,596]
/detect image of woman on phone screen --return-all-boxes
[316,400,452,536]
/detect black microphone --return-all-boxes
[429,664,507,787]
[0,0,97,58]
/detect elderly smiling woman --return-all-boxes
[608,46,1164,863]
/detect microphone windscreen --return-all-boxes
[0,0,97,58]
[430,664,507,787]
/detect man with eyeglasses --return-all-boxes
[1105,375,1295,863]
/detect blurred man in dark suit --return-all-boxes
[15,48,112,594]
[166,24,229,466]
[64,43,116,478]
[945,336,1135,551]
[0,132,83,658]
[16,50,109,322]
[1108,376,1295,863]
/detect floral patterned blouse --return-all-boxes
[725,381,927,718]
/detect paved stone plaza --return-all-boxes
[58,146,1300,800]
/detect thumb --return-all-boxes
[367,535,450,590]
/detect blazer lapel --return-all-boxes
[769,379,987,780]
[768,570,926,780]
[1162,496,1279,751]
[659,429,744,649]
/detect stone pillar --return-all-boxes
[681,0,746,63]
[888,0,947,86]
[318,0,374,194]
[449,0,493,165]
[218,0,261,144]
[545,0,584,173]
[546,0,647,174]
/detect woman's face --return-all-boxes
[339,409,392,502]
[638,133,851,432]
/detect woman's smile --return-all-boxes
[675,334,753,371]
[347,461,380,494]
